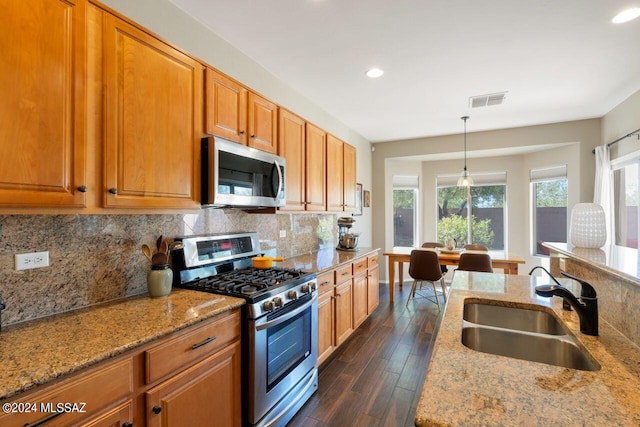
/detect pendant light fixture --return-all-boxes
[457,115,474,187]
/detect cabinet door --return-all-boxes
[317,290,336,366]
[146,341,241,427]
[352,272,368,329]
[335,280,353,346]
[367,265,380,314]
[83,400,133,427]
[343,142,357,212]
[0,0,87,207]
[278,109,306,210]
[205,68,247,145]
[305,123,326,211]
[247,92,278,153]
[103,15,203,208]
[326,134,344,212]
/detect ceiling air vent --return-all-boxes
[469,92,508,108]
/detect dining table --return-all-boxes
[382,247,526,303]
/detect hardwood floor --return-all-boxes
[289,281,442,427]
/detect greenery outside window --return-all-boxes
[393,175,419,247]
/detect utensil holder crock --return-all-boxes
[148,264,173,297]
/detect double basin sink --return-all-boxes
[461,299,600,371]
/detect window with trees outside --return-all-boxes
[612,160,639,249]
[393,176,418,247]
[437,172,506,250]
[530,166,568,256]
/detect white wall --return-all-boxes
[373,119,602,281]
[604,89,640,160]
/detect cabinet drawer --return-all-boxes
[368,253,379,268]
[353,257,367,275]
[317,271,335,295]
[335,264,353,283]
[0,358,132,427]
[145,309,240,384]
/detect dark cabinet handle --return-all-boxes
[240,130,245,135]
[122,423,133,427]
[152,405,162,414]
[108,188,118,195]
[77,185,88,193]
[23,411,64,427]
[250,134,255,138]
[191,336,216,350]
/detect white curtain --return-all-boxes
[594,145,614,246]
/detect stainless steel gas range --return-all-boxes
[171,232,318,427]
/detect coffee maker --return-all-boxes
[337,217,359,251]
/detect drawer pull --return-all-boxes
[191,336,217,350]
[152,405,162,414]
[24,411,64,427]
[320,281,331,287]
[122,423,133,427]
[341,271,348,276]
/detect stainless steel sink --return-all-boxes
[463,301,567,335]
[461,299,600,371]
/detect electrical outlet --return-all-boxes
[15,251,50,271]
[279,230,286,238]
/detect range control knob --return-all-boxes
[310,282,317,292]
[301,284,310,294]
[273,297,283,308]
[287,290,298,300]
[262,300,275,312]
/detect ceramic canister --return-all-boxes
[147,264,173,297]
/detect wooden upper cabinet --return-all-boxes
[247,92,278,153]
[327,135,357,212]
[278,109,306,210]
[326,135,344,212]
[205,68,248,144]
[343,142,357,211]
[305,123,327,211]
[102,14,203,208]
[0,0,87,207]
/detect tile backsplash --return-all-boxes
[0,210,337,325]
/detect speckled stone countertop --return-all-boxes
[415,272,640,426]
[0,289,244,400]
[276,246,379,273]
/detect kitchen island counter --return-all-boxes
[415,272,640,426]
[0,289,244,400]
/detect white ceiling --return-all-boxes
[168,0,640,143]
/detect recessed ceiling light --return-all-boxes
[366,68,384,78]
[612,7,640,23]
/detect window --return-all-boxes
[436,172,506,250]
[612,160,640,248]
[530,165,568,256]
[393,176,418,247]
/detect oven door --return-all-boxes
[249,292,318,425]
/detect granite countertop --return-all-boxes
[0,247,380,401]
[544,242,640,285]
[415,271,640,426]
[0,289,245,400]
[277,246,380,273]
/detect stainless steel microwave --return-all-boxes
[201,136,286,208]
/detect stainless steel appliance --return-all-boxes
[337,216,359,251]
[201,136,286,208]
[171,233,318,427]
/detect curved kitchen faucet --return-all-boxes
[532,269,599,336]
[529,266,572,311]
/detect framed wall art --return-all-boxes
[353,183,363,216]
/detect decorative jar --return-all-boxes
[569,203,607,248]
[147,264,173,297]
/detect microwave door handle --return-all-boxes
[273,160,283,200]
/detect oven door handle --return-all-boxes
[256,294,317,331]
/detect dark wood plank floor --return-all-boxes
[289,281,442,427]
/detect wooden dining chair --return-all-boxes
[464,244,489,251]
[421,242,444,248]
[457,252,493,273]
[406,249,447,309]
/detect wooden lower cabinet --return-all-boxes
[317,252,381,366]
[0,309,242,427]
[335,279,354,347]
[146,342,241,427]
